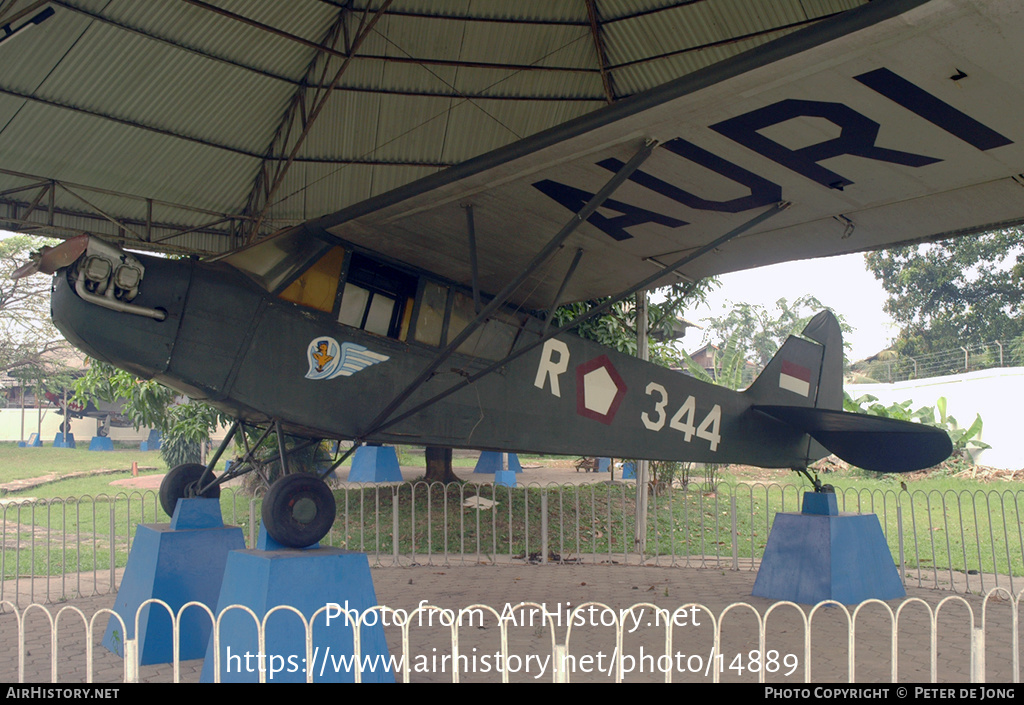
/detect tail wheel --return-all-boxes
[159,463,220,517]
[262,473,336,548]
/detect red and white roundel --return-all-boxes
[575,355,627,425]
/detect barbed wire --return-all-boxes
[849,341,1017,383]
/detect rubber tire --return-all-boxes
[159,463,220,517]
[261,473,336,548]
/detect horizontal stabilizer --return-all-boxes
[752,405,953,473]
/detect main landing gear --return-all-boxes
[792,465,835,493]
[157,420,340,548]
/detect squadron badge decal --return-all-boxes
[305,337,389,380]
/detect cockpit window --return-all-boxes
[277,246,346,313]
[222,229,331,292]
[338,253,416,339]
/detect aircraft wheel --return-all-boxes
[159,463,220,517]
[261,473,336,548]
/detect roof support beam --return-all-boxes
[585,0,616,104]
[53,2,604,102]
[185,0,593,73]
[57,183,144,242]
[241,0,396,244]
[0,86,455,167]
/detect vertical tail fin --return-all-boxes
[743,310,843,410]
[746,310,953,472]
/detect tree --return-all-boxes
[423,447,460,484]
[552,279,720,367]
[865,228,1024,361]
[73,359,230,465]
[696,295,853,373]
[0,235,73,379]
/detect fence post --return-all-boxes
[542,493,549,564]
[248,500,258,547]
[554,643,568,683]
[124,636,139,683]
[109,502,116,592]
[972,626,985,682]
[897,504,906,582]
[731,495,738,571]
[393,488,400,564]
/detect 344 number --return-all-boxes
[640,383,722,451]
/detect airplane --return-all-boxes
[17,0,1021,548]
[42,390,131,437]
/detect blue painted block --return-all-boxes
[348,445,403,483]
[621,462,636,479]
[595,457,611,473]
[200,547,393,683]
[102,499,245,665]
[802,491,838,516]
[171,496,228,530]
[473,451,523,474]
[752,511,905,605]
[255,524,318,552]
[494,470,517,487]
[52,432,75,448]
[141,429,161,451]
[88,436,113,451]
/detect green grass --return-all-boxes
[0,443,167,482]
[0,444,251,580]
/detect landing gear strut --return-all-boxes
[792,465,834,493]
[157,419,340,548]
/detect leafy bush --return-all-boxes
[843,392,990,467]
[160,434,202,467]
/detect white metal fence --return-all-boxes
[3,482,1024,607]
[2,590,1020,683]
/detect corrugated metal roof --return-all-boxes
[0,0,868,255]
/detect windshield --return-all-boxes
[220,229,331,292]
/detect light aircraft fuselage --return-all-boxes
[50,234,837,469]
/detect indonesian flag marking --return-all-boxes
[779,360,811,397]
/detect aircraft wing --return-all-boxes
[299,0,1024,312]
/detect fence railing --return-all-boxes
[4,482,1024,607]
[2,589,1020,683]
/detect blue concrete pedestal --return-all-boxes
[752,492,905,605]
[88,436,113,451]
[348,445,403,483]
[494,470,517,487]
[140,429,161,451]
[473,451,522,474]
[102,498,245,665]
[52,432,75,448]
[200,531,393,683]
[18,433,41,448]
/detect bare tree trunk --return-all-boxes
[424,446,461,484]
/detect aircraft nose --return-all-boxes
[51,244,191,379]
[60,237,166,321]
